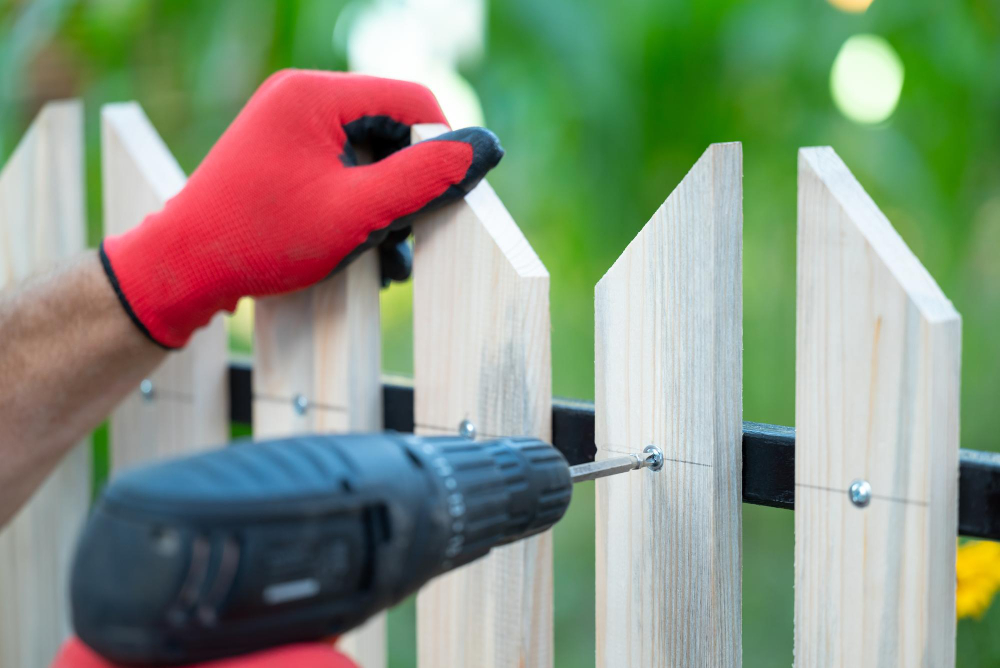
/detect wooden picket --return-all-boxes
[411,123,554,668]
[0,101,91,668]
[253,252,385,666]
[594,143,743,666]
[794,147,961,666]
[101,102,229,471]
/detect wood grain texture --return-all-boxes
[411,123,552,668]
[0,100,91,668]
[794,148,960,667]
[595,143,743,667]
[101,103,229,471]
[253,251,384,667]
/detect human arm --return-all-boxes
[0,252,166,526]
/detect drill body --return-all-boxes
[71,433,572,666]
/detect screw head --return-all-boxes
[849,479,872,508]
[458,419,476,439]
[292,394,309,415]
[643,445,664,471]
[139,379,154,401]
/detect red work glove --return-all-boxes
[52,637,357,668]
[101,69,503,348]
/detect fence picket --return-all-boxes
[411,123,553,668]
[252,252,385,667]
[595,143,743,667]
[101,103,229,471]
[0,100,91,668]
[794,147,960,666]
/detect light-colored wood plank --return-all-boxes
[595,143,743,667]
[794,147,960,667]
[101,103,228,471]
[0,100,91,668]
[253,251,384,667]
[412,123,552,668]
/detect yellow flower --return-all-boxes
[956,540,1000,620]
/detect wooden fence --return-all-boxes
[0,100,966,667]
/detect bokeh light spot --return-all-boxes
[826,0,874,13]
[830,34,904,124]
[342,1,485,128]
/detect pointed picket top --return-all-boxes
[411,123,553,668]
[595,143,743,667]
[0,100,86,283]
[795,147,960,666]
[102,102,228,470]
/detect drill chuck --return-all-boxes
[70,433,571,665]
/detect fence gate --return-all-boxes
[0,101,967,668]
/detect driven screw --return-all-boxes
[849,479,872,508]
[458,419,476,439]
[643,445,664,471]
[292,394,309,416]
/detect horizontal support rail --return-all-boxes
[227,360,1000,540]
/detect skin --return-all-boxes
[0,251,166,527]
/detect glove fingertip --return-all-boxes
[427,126,504,195]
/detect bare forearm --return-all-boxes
[0,251,166,526]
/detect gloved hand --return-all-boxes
[52,637,357,668]
[101,69,503,348]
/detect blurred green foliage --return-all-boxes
[2,0,999,665]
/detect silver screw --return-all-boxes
[643,445,664,471]
[849,479,872,508]
[458,419,476,439]
[292,394,309,415]
[139,379,154,401]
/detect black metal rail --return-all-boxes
[228,361,1000,541]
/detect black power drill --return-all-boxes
[70,433,575,665]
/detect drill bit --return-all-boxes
[569,445,664,483]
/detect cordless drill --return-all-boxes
[70,433,576,666]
